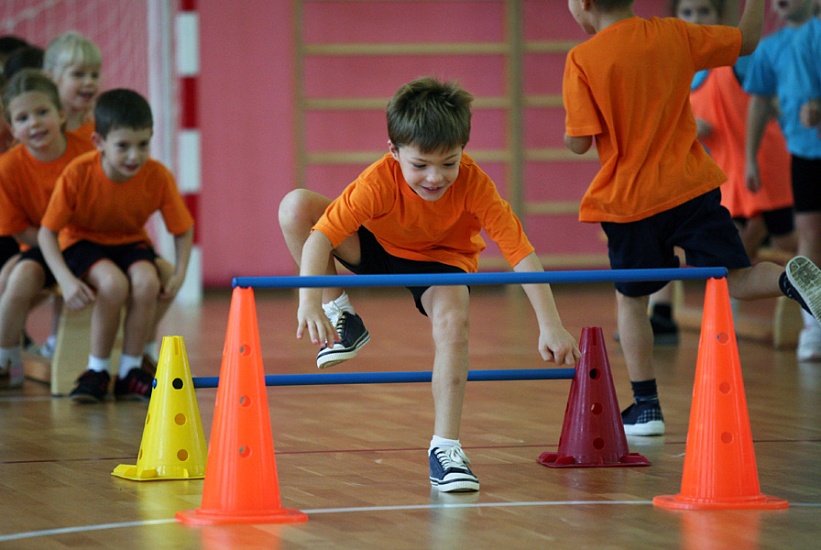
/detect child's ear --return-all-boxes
[388,140,400,160]
[91,131,104,151]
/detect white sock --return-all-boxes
[429,435,460,454]
[0,346,21,369]
[118,354,143,378]
[322,291,355,325]
[802,309,820,330]
[87,355,111,373]
[45,334,57,349]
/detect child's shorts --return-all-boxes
[17,247,57,288]
[333,226,466,316]
[791,155,821,213]
[733,205,795,237]
[601,188,751,297]
[63,240,159,280]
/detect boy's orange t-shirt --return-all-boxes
[690,66,792,218]
[0,132,95,235]
[563,17,742,223]
[41,151,194,250]
[313,152,534,273]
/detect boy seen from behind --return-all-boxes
[563,0,821,436]
[38,89,193,403]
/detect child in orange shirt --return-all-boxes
[279,77,580,492]
[564,0,821,436]
[0,70,95,389]
[38,89,194,403]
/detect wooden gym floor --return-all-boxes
[0,282,819,549]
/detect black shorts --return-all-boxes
[0,236,19,267]
[63,240,159,280]
[733,205,795,237]
[333,226,466,316]
[601,189,751,297]
[16,247,57,288]
[791,155,821,213]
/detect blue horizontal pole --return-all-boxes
[233,267,727,289]
[192,367,577,389]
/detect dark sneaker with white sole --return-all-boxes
[784,256,821,321]
[621,401,665,436]
[316,312,370,369]
[70,369,111,403]
[429,446,480,493]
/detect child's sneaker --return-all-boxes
[70,369,111,403]
[316,312,370,369]
[621,401,665,436]
[114,367,154,401]
[429,446,480,493]
[0,360,24,389]
[784,256,821,321]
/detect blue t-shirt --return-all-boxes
[743,24,821,158]
[791,17,821,99]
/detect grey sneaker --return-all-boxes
[785,256,821,321]
[429,446,480,493]
[316,311,370,369]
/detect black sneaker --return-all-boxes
[784,256,821,321]
[114,367,154,401]
[429,446,480,493]
[70,369,111,403]
[621,401,665,436]
[316,312,370,369]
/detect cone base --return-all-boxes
[175,507,308,526]
[653,493,789,511]
[112,463,205,481]
[537,451,651,468]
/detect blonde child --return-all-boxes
[0,69,95,389]
[38,89,193,402]
[563,0,821,436]
[279,77,580,492]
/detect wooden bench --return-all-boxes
[23,304,124,395]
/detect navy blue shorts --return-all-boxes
[17,247,57,288]
[601,189,751,297]
[63,240,159,280]
[333,226,466,316]
[0,236,19,268]
[733,205,795,237]
[791,155,821,213]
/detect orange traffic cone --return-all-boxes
[654,277,788,510]
[176,287,308,525]
[538,326,650,468]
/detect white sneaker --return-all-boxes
[797,323,821,362]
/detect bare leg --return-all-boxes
[0,261,46,348]
[121,261,161,357]
[85,261,129,359]
[616,292,654,382]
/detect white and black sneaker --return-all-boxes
[429,446,480,493]
[784,256,821,322]
[621,401,665,436]
[316,311,370,369]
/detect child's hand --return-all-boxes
[61,277,95,311]
[160,274,184,300]
[799,100,820,129]
[537,327,581,366]
[745,160,761,193]
[297,304,338,347]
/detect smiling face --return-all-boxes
[7,90,66,161]
[54,63,100,119]
[94,127,152,182]
[389,143,462,202]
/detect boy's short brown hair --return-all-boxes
[386,76,473,153]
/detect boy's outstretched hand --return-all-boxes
[297,303,339,348]
[538,326,581,366]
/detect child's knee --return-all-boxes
[130,270,161,301]
[431,307,470,346]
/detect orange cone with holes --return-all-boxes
[654,277,788,510]
[538,326,650,468]
[176,286,307,525]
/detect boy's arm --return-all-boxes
[564,134,593,155]
[514,252,580,366]
[297,230,338,347]
[160,228,193,300]
[737,0,765,56]
[37,226,95,310]
[745,94,771,192]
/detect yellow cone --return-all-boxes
[112,336,207,481]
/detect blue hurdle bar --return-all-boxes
[232,267,728,289]
[192,367,577,389]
